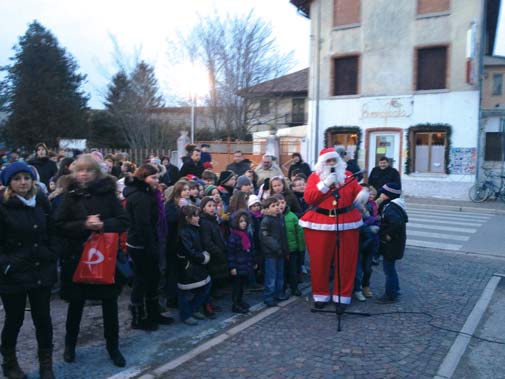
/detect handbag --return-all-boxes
[73,232,119,284]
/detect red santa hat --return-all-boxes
[314,147,342,174]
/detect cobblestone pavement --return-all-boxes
[163,248,505,379]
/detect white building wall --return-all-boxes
[303,90,480,200]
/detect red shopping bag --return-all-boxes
[72,233,119,284]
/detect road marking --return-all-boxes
[435,275,501,379]
[408,223,477,234]
[407,239,462,251]
[407,209,491,221]
[407,230,470,242]
[408,218,484,227]
[106,367,145,379]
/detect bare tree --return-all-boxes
[173,10,294,140]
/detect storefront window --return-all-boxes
[414,132,446,173]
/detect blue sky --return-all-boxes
[0,0,310,108]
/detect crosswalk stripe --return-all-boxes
[408,222,477,233]
[407,209,491,220]
[407,230,470,242]
[407,213,490,223]
[407,239,462,251]
[408,218,484,227]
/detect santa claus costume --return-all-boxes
[299,148,368,306]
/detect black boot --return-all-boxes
[38,348,55,379]
[63,335,76,363]
[106,344,126,368]
[129,304,158,331]
[146,298,174,326]
[1,347,26,379]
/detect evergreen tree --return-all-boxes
[3,20,89,148]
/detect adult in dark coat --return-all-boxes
[368,156,401,194]
[28,143,57,188]
[55,154,129,367]
[377,183,408,303]
[336,147,363,182]
[287,153,312,180]
[179,149,205,179]
[0,161,58,379]
[226,151,252,176]
[160,156,180,187]
[123,165,174,331]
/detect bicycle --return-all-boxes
[468,169,505,203]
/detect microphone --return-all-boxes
[330,167,336,173]
[346,168,366,178]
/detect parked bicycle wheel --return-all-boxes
[468,184,490,202]
[498,188,505,203]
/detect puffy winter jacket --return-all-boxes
[283,210,305,253]
[379,198,408,261]
[199,212,228,280]
[260,215,288,258]
[176,223,210,290]
[226,229,254,275]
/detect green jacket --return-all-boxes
[283,210,305,253]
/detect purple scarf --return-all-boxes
[231,229,251,251]
[249,210,262,219]
[155,188,167,240]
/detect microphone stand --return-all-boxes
[311,174,370,332]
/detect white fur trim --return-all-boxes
[318,151,338,163]
[354,188,369,206]
[332,295,351,304]
[298,220,363,231]
[177,276,211,290]
[316,181,330,193]
[313,294,331,302]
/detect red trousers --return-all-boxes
[304,229,359,304]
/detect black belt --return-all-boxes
[314,205,354,217]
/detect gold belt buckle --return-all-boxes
[328,209,337,217]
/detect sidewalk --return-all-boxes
[146,248,502,379]
[404,196,505,215]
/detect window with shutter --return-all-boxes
[416,46,447,90]
[417,0,450,15]
[333,56,359,96]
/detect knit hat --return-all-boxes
[90,150,104,162]
[247,194,261,208]
[335,147,347,158]
[380,183,402,200]
[236,175,251,189]
[0,161,36,186]
[204,185,218,196]
[218,170,234,185]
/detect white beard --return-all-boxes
[318,159,346,185]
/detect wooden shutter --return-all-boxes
[333,56,359,96]
[416,47,447,90]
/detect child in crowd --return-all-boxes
[199,196,228,317]
[244,169,259,193]
[202,169,217,186]
[235,175,253,194]
[188,180,201,207]
[291,175,308,214]
[247,194,264,290]
[227,210,255,313]
[270,176,302,216]
[228,191,249,214]
[176,205,212,325]
[260,197,289,307]
[376,183,408,304]
[277,194,305,297]
[205,185,228,224]
[353,185,380,301]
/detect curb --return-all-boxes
[435,275,502,379]
[135,287,311,379]
[407,202,505,215]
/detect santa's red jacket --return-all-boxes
[299,171,363,231]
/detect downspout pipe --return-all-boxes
[477,0,488,181]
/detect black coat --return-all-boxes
[226,160,252,176]
[55,176,129,301]
[288,161,312,179]
[123,177,159,255]
[368,166,401,192]
[260,215,288,258]
[199,213,228,280]
[179,159,205,179]
[160,164,180,187]
[29,157,57,188]
[379,199,408,261]
[346,159,363,182]
[227,229,254,275]
[176,223,210,290]
[0,190,58,294]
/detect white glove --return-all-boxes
[369,225,380,234]
[323,173,338,187]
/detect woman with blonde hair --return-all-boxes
[0,161,58,379]
[55,154,129,367]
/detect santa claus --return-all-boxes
[299,147,368,308]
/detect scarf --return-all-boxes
[231,229,251,251]
[16,194,36,207]
[249,210,262,219]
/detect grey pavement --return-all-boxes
[404,196,505,215]
[454,277,505,379]
[156,248,505,379]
